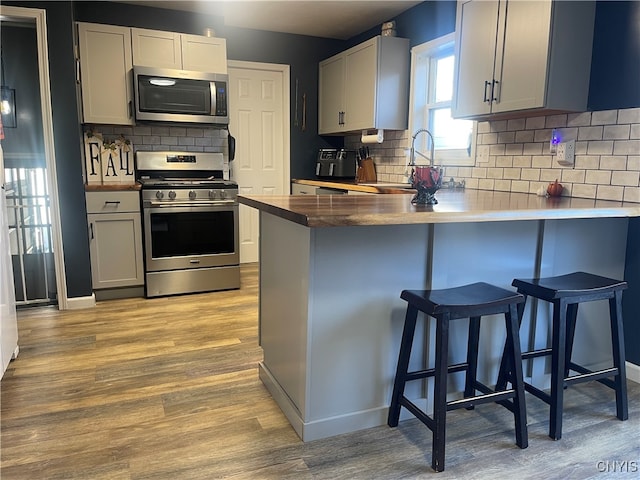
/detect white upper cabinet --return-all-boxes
[131,28,182,69]
[453,0,596,120]
[78,23,134,125]
[131,28,227,73]
[318,36,410,135]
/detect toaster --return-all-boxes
[315,149,357,179]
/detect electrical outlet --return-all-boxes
[557,140,575,167]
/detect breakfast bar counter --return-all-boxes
[239,190,638,441]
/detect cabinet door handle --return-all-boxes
[483,81,492,103]
[104,201,121,205]
[90,223,94,240]
[491,80,500,103]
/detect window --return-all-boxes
[409,33,476,166]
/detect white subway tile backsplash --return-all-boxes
[515,130,535,143]
[511,180,530,193]
[572,183,597,199]
[618,108,640,124]
[497,131,516,143]
[366,107,638,203]
[525,116,545,130]
[578,126,603,140]
[600,156,627,170]
[574,155,600,169]
[603,125,630,140]
[496,156,513,167]
[596,185,624,201]
[507,118,526,131]
[490,120,508,132]
[611,170,639,186]
[561,169,586,184]
[545,114,567,128]
[567,112,591,127]
[624,187,640,203]
[587,141,614,155]
[628,156,640,171]
[532,156,552,168]
[505,143,524,155]
[521,168,540,181]
[592,110,618,125]
[523,143,543,155]
[534,129,553,143]
[613,139,640,155]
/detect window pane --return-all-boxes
[434,55,454,103]
[431,108,473,150]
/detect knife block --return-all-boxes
[356,158,377,183]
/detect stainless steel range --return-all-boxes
[136,151,240,297]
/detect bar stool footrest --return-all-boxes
[566,363,619,389]
[405,362,469,382]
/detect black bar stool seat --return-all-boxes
[502,271,628,441]
[388,282,528,472]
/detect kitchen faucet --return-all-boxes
[409,128,436,166]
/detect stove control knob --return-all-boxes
[220,189,227,199]
[168,190,176,200]
[208,189,218,199]
[189,190,197,200]
[155,191,164,200]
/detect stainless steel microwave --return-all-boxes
[133,66,229,125]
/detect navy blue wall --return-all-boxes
[624,219,640,366]
[588,0,640,110]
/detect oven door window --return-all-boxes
[138,76,211,115]
[150,210,234,258]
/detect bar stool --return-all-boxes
[499,271,628,441]
[388,282,528,472]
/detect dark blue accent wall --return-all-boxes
[624,219,640,366]
[588,0,640,110]
[4,0,92,299]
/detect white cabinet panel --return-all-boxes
[453,0,595,120]
[131,28,181,68]
[86,191,143,290]
[318,36,409,134]
[181,34,227,73]
[78,23,133,125]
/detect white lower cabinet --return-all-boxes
[86,191,144,290]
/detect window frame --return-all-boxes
[408,33,476,167]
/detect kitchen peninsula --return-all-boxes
[239,190,640,441]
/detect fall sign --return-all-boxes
[84,131,135,185]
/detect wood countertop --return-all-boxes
[292,178,415,194]
[239,189,640,227]
[85,183,141,192]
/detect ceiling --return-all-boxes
[115,1,422,40]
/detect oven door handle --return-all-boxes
[147,200,237,208]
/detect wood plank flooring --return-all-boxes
[2,263,639,479]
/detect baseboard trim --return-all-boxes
[65,294,96,310]
[626,361,640,384]
[258,362,388,442]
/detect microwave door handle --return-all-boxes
[210,82,217,115]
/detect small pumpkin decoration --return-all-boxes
[547,179,563,197]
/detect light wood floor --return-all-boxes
[2,263,639,479]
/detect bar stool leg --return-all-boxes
[549,298,568,440]
[432,313,450,473]
[388,304,419,427]
[464,316,481,405]
[564,303,579,379]
[506,303,528,449]
[610,291,629,421]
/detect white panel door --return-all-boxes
[228,62,289,263]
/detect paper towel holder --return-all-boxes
[361,129,384,144]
